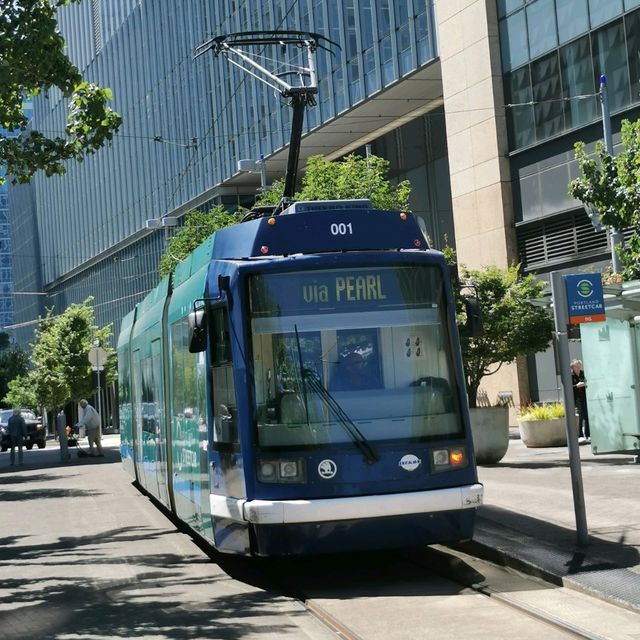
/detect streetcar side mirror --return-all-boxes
[462,296,483,338]
[188,308,207,353]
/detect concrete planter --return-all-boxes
[469,406,509,464]
[518,417,568,448]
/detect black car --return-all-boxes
[0,409,47,451]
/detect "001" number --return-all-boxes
[330,222,353,235]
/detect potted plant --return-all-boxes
[455,263,555,463]
[517,402,568,448]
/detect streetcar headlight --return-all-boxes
[431,446,468,472]
[257,458,306,483]
[259,461,276,479]
[279,460,299,479]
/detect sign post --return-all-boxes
[551,273,585,546]
[88,344,108,429]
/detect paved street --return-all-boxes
[1,431,638,639]
[0,435,334,640]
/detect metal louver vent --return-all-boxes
[517,209,611,271]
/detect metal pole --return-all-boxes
[599,75,624,274]
[550,271,589,546]
[259,153,267,191]
[93,341,103,429]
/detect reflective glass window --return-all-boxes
[500,10,529,71]
[505,66,535,149]
[526,0,558,60]
[626,0,640,9]
[560,36,598,128]
[531,52,564,140]
[377,1,391,32]
[626,9,640,103]
[497,0,525,18]
[556,0,589,44]
[592,20,630,112]
[359,1,374,50]
[588,0,623,28]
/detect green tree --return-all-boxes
[158,154,411,277]
[21,299,114,416]
[256,154,411,210]
[0,0,122,184]
[456,264,554,408]
[0,346,30,406]
[4,375,37,409]
[159,206,241,277]
[568,118,640,280]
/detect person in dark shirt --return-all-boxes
[7,408,28,466]
[571,359,590,442]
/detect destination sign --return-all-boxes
[250,266,440,317]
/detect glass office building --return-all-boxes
[10,1,639,402]
[10,0,450,345]
[498,0,640,275]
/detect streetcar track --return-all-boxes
[410,546,609,640]
[201,530,616,640]
[468,581,608,640]
[278,545,613,640]
[304,599,367,640]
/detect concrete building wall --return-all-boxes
[436,0,526,409]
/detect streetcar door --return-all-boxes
[131,348,147,490]
[209,306,247,553]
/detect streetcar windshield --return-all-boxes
[249,266,464,448]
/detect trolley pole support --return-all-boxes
[194,31,337,215]
[550,271,589,547]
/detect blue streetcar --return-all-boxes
[117,199,483,556]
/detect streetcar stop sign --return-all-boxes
[88,346,108,370]
[564,273,606,324]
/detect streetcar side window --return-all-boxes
[171,317,207,432]
[211,307,238,445]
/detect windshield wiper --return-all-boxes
[301,367,379,465]
[292,325,378,465]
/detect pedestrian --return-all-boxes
[8,408,28,466]
[56,409,70,462]
[76,399,104,457]
[571,359,590,443]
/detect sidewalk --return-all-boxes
[1,430,638,640]
[459,428,640,612]
[0,435,335,640]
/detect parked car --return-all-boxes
[0,409,47,451]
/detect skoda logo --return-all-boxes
[576,279,594,298]
[399,454,421,471]
[318,459,337,479]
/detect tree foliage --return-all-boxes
[4,375,37,409]
[7,299,115,414]
[456,264,554,408]
[569,118,640,280]
[159,206,242,277]
[0,344,30,407]
[0,0,122,184]
[158,154,411,276]
[256,154,411,210]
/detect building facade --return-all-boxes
[8,0,640,403]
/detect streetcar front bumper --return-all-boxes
[211,483,483,555]
[211,483,483,524]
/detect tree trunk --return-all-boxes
[468,381,479,409]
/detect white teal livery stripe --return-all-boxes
[210,483,483,525]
